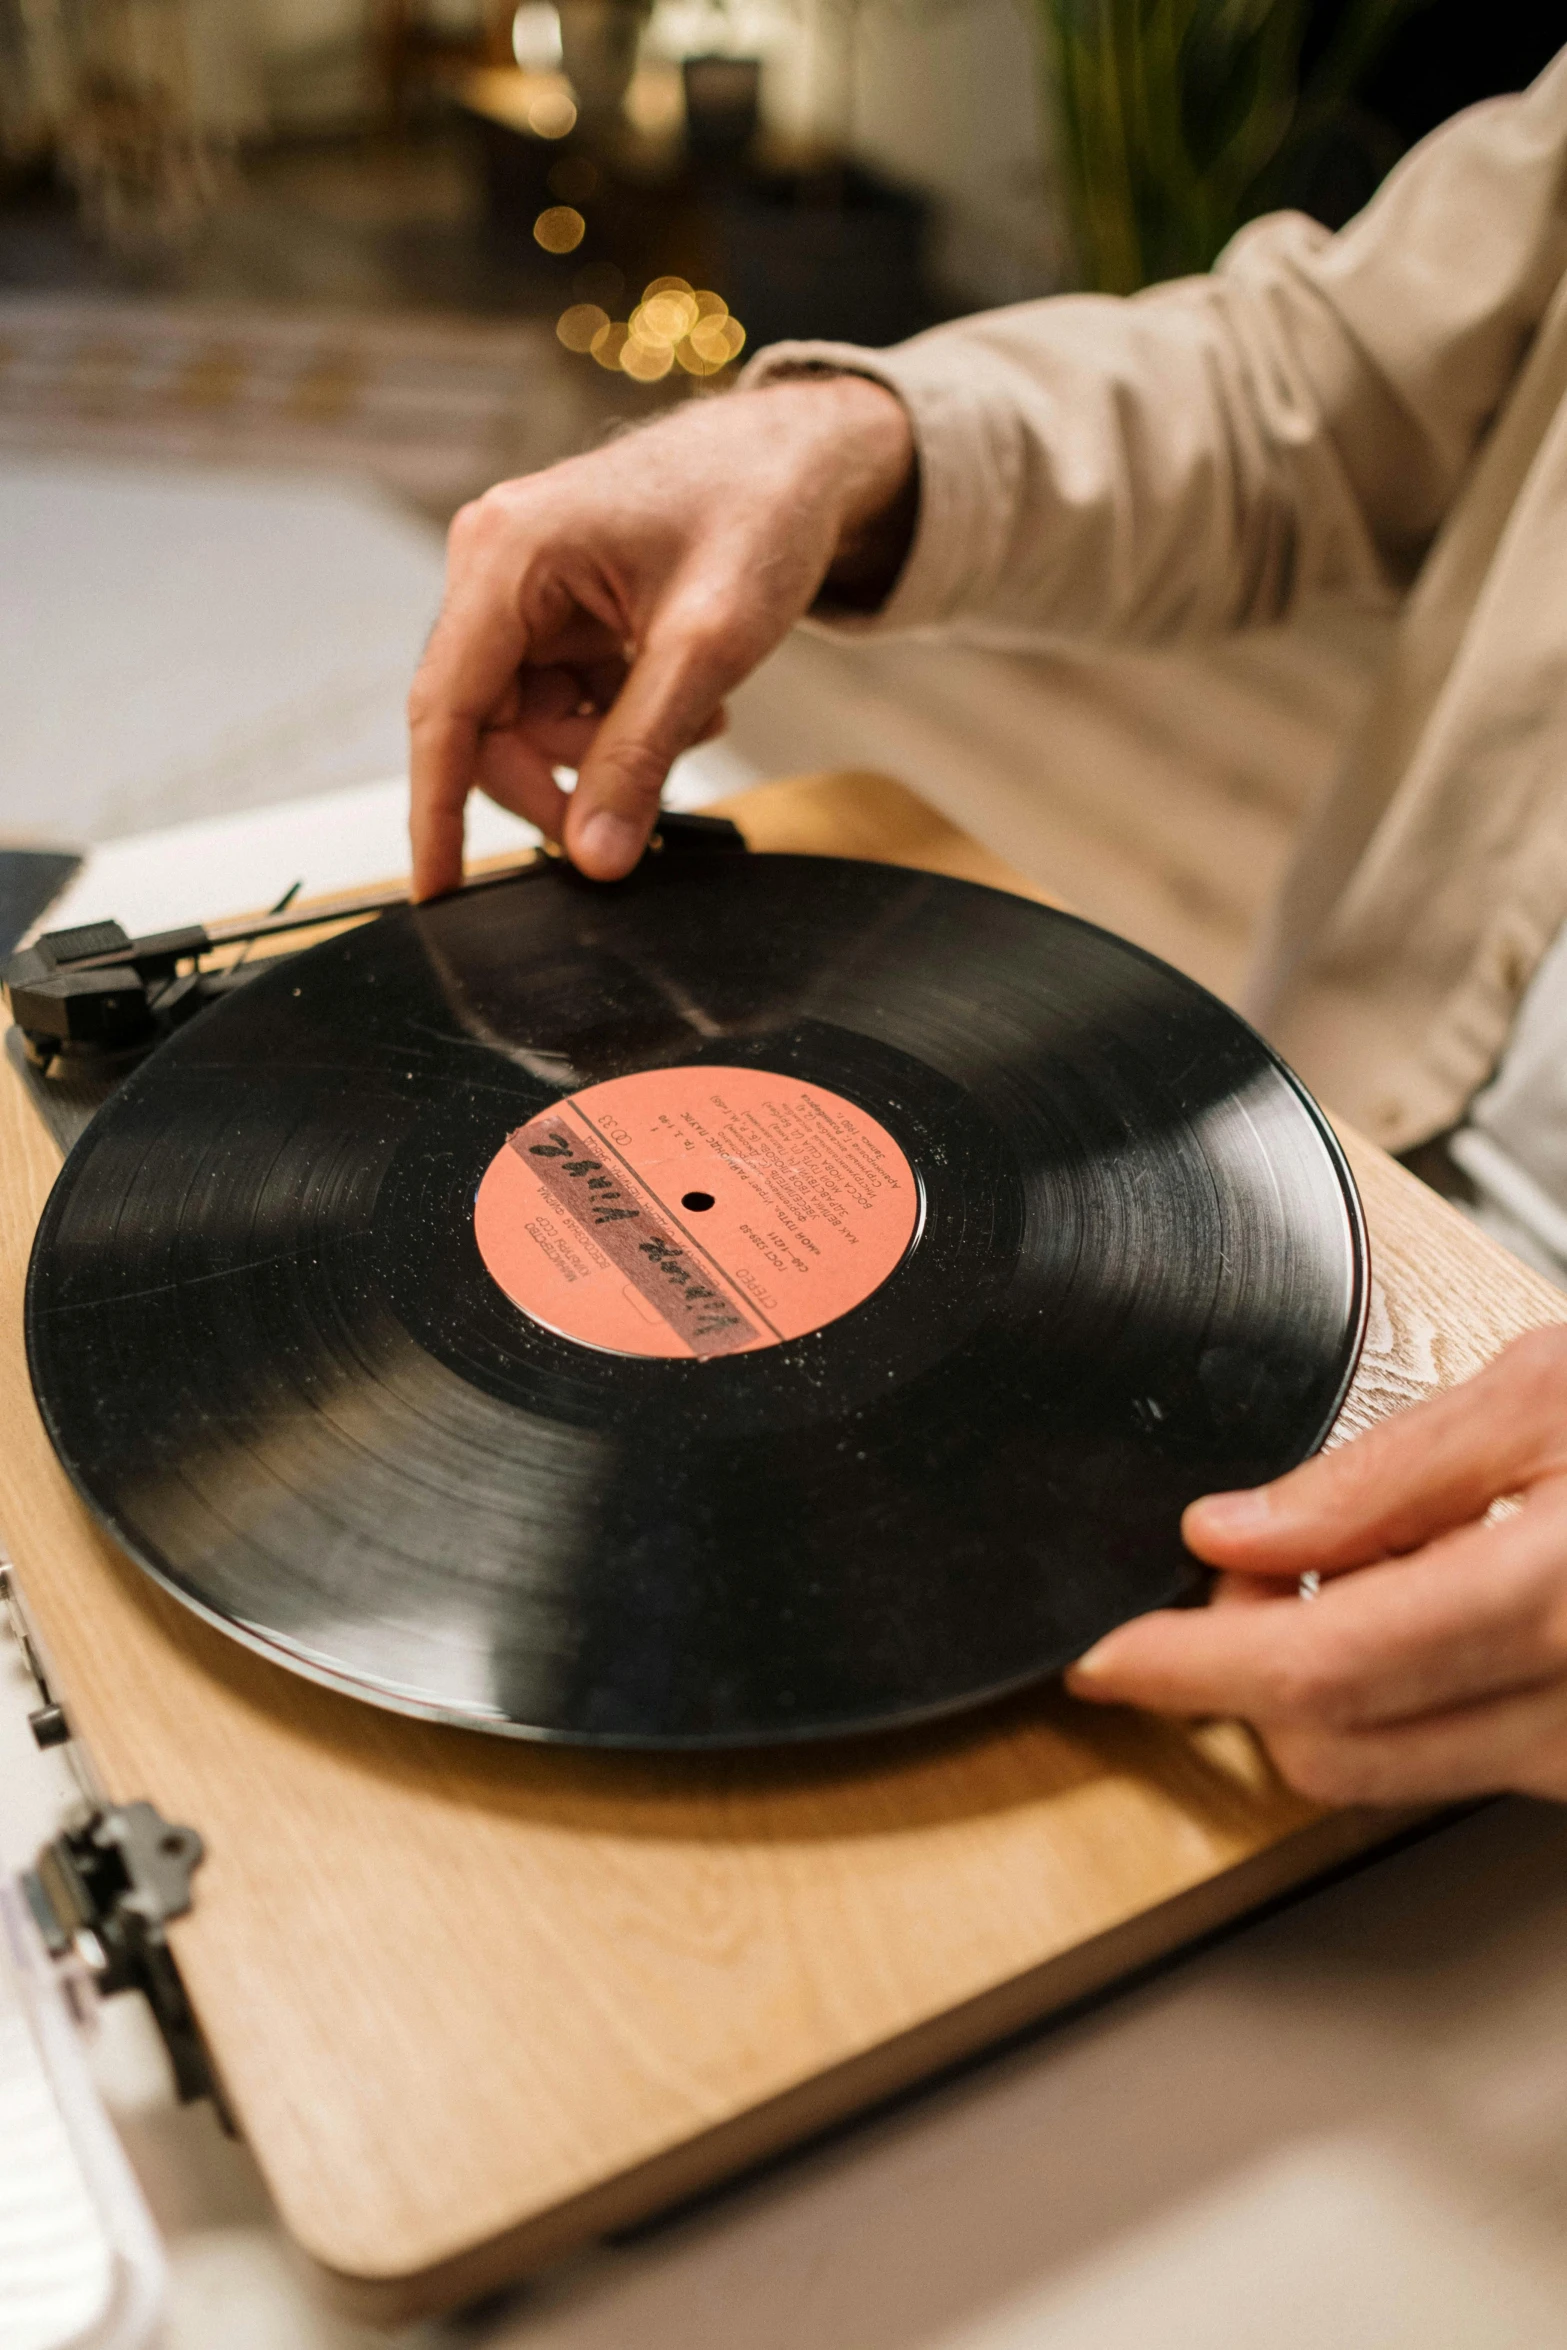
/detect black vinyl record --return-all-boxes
[25,852,1367,1747]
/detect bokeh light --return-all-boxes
[511,3,562,69]
[590,321,630,371]
[569,276,746,381]
[534,205,586,253]
[689,313,746,366]
[527,89,577,138]
[557,303,609,353]
[635,288,699,344]
[622,335,675,382]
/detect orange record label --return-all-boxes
[473,1065,920,1359]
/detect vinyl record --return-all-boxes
[25,852,1367,1747]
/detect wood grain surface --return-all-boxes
[0,772,1561,2321]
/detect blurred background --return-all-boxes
[0,0,1560,990]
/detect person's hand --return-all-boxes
[1066,1325,1567,1805]
[407,375,916,896]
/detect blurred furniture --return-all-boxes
[11,0,223,248]
[456,63,933,349]
[557,0,654,128]
[371,0,514,128]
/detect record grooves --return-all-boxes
[24,852,1368,1747]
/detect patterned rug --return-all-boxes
[0,294,649,516]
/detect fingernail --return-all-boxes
[1067,1637,1115,1685]
[1189,1487,1272,1534]
[575,809,644,877]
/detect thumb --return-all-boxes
[564,612,744,880]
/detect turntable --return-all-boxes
[0,772,1559,2321]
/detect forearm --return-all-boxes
[750,276,1389,645]
[817,387,921,610]
[743,51,1567,647]
[769,373,919,609]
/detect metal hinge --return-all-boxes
[0,1559,72,1752]
[3,1561,215,2105]
[23,1801,212,2105]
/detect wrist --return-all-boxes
[745,373,919,610]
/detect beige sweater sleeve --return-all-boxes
[744,51,1567,645]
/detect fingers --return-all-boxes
[1208,1571,1281,1609]
[564,596,759,879]
[472,662,726,849]
[408,709,477,901]
[408,380,914,889]
[1068,1337,1567,1809]
[510,665,627,776]
[408,568,536,900]
[415,581,749,888]
[1067,1473,1567,1729]
[1183,1325,1567,1578]
[1262,1677,1567,1807]
[473,730,570,843]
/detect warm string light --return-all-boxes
[533,205,586,253]
[527,89,577,138]
[554,276,746,381]
[556,302,609,353]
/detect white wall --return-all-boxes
[849,0,1063,302]
[186,0,376,139]
[736,0,1064,306]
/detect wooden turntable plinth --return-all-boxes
[0,773,1560,2322]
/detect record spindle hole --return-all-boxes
[682,1191,716,1212]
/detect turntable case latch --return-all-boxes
[23,1801,213,2106]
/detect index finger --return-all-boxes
[1068,1479,1567,1727]
[407,584,532,900]
[1183,1325,1567,1579]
